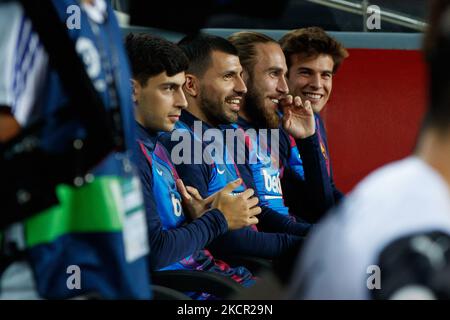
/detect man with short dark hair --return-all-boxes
[279,27,349,212]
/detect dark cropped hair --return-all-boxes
[279,27,349,74]
[178,33,238,77]
[125,33,188,85]
[422,0,450,132]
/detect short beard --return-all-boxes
[199,90,237,126]
[245,85,280,129]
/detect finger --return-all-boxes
[283,109,292,123]
[285,94,293,105]
[220,178,242,194]
[282,110,292,131]
[241,188,255,199]
[246,196,259,208]
[203,191,219,206]
[176,179,191,201]
[280,94,293,108]
[293,96,303,108]
[249,206,262,216]
[304,99,312,110]
[186,186,203,201]
[247,216,259,226]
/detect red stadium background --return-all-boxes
[322,48,427,193]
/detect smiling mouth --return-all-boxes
[303,92,323,100]
[227,98,241,104]
[268,98,281,110]
[226,98,242,111]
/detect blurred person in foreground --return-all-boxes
[0,0,151,299]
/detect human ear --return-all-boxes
[131,79,141,103]
[183,74,199,97]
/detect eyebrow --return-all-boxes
[159,81,183,87]
[221,67,242,75]
[297,67,333,74]
[267,67,288,77]
[222,69,238,75]
[267,67,284,73]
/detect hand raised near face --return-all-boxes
[281,95,315,139]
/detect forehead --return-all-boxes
[208,50,242,73]
[289,53,334,71]
[253,42,287,71]
[147,71,186,86]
